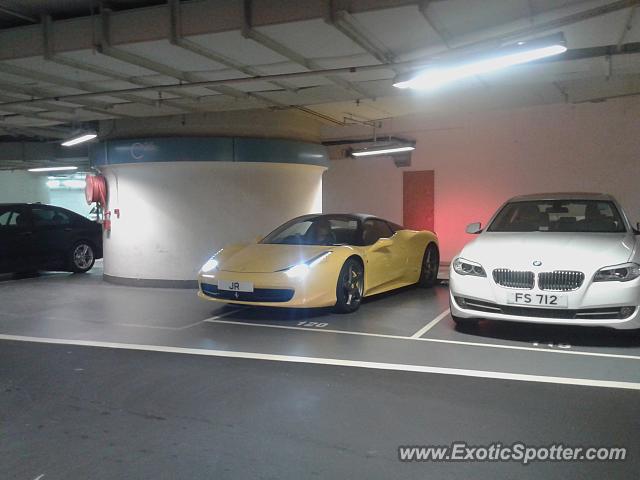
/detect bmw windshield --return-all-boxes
[488,200,627,233]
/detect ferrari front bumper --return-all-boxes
[197,268,338,308]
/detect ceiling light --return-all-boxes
[61,133,97,147]
[350,145,415,157]
[28,166,78,172]
[393,33,567,90]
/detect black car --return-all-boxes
[0,203,102,274]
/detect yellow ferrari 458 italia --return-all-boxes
[197,214,439,312]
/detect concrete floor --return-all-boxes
[1,264,639,479]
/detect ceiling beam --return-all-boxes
[0,111,68,126]
[0,42,639,109]
[0,62,130,118]
[326,6,396,64]
[168,0,297,94]
[241,0,372,100]
[95,8,268,107]
[0,3,37,23]
[617,4,638,49]
[0,91,76,114]
[418,0,453,48]
[40,15,206,114]
[0,125,71,139]
[439,0,640,53]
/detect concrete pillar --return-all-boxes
[90,137,328,287]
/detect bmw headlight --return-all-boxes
[593,263,640,282]
[453,257,486,277]
[201,249,222,273]
[285,251,332,279]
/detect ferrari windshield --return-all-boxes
[488,200,627,233]
[261,215,360,246]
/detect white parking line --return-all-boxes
[410,309,450,338]
[205,318,640,361]
[117,308,245,331]
[0,333,638,390]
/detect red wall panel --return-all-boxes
[403,170,434,231]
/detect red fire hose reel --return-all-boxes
[85,174,111,231]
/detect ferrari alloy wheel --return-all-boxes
[70,242,95,273]
[418,243,440,288]
[335,258,364,313]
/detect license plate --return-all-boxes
[507,292,567,308]
[218,280,254,292]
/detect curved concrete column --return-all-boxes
[90,137,328,287]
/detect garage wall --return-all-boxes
[323,97,640,262]
[49,189,93,218]
[0,171,49,204]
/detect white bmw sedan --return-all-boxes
[449,193,640,330]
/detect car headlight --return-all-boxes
[201,249,223,273]
[285,251,332,279]
[593,263,640,282]
[453,257,486,277]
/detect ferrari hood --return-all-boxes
[219,244,333,273]
[460,232,636,271]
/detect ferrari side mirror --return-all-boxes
[465,222,482,234]
[371,237,393,250]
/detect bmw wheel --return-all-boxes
[69,241,95,273]
[417,243,439,288]
[334,258,364,313]
[451,315,480,329]
[450,301,480,329]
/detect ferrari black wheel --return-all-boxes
[417,243,439,288]
[334,258,364,313]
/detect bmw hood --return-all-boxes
[460,232,636,272]
[219,244,332,273]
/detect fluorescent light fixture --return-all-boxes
[351,145,415,157]
[28,166,78,172]
[394,33,567,90]
[61,133,97,147]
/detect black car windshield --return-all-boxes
[488,200,627,233]
[261,215,359,246]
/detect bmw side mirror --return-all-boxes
[465,222,482,234]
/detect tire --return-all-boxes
[417,243,440,288]
[69,241,96,273]
[451,314,480,329]
[334,257,365,313]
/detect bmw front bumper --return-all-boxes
[449,266,640,329]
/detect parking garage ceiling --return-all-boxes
[0,0,638,165]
